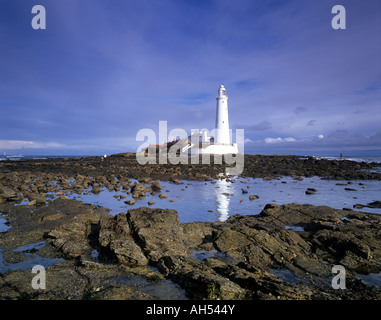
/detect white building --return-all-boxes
[182,84,239,155]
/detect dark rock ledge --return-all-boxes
[1,199,381,300]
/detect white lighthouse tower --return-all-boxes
[182,84,238,155]
[215,84,230,145]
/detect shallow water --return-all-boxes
[3,177,381,289]
[358,271,381,287]
[0,217,11,233]
[0,215,64,274]
[61,176,381,223]
[268,267,309,285]
[0,239,64,274]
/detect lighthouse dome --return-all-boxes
[218,84,227,97]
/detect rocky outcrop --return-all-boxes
[98,213,148,266]
[47,212,101,259]
[127,207,191,261]
[38,201,381,299]
[157,256,245,299]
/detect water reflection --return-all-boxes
[215,179,231,221]
[65,176,381,223]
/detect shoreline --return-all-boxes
[0,154,381,300]
[1,153,381,181]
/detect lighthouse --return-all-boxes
[182,84,239,155]
[215,84,231,145]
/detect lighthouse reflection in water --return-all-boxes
[215,179,230,222]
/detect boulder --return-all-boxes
[0,185,23,202]
[151,180,162,192]
[92,186,101,194]
[27,193,46,205]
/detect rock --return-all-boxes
[124,200,135,205]
[151,180,162,192]
[0,185,23,202]
[131,183,147,198]
[214,227,252,252]
[157,256,245,299]
[109,239,148,266]
[158,193,167,199]
[27,200,37,206]
[97,213,148,266]
[147,201,155,205]
[367,201,381,208]
[249,195,259,200]
[241,189,248,194]
[47,212,101,258]
[92,186,101,194]
[127,207,191,262]
[88,284,153,300]
[27,193,46,205]
[39,212,66,222]
[0,186,17,198]
[138,177,152,184]
[305,188,317,195]
[98,214,129,247]
[353,201,381,210]
[259,203,345,228]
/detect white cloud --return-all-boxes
[0,140,63,150]
[318,134,324,139]
[264,137,296,144]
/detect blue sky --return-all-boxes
[0,0,380,156]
